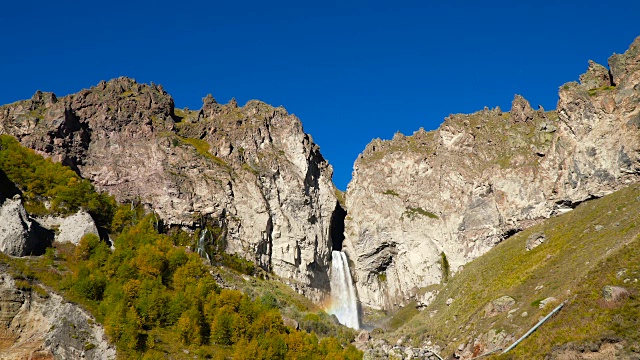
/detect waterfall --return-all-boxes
[328,250,360,329]
[196,228,211,262]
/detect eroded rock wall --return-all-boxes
[344,36,640,310]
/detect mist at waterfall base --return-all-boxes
[326,251,360,329]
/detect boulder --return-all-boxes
[484,295,516,318]
[357,330,371,343]
[526,232,546,251]
[602,285,630,302]
[539,297,557,309]
[56,211,99,245]
[0,195,37,256]
[281,316,299,330]
[510,95,535,123]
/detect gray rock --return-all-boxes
[579,60,612,89]
[484,295,516,317]
[357,330,371,342]
[602,285,630,302]
[0,268,115,359]
[539,297,557,309]
[0,78,338,303]
[281,315,299,330]
[55,211,99,245]
[608,36,640,86]
[526,232,546,251]
[510,94,535,123]
[0,195,37,256]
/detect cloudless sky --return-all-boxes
[1,1,639,189]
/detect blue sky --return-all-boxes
[1,1,639,190]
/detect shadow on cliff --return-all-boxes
[0,169,21,199]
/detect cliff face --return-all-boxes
[344,36,640,310]
[0,80,339,301]
[0,268,115,359]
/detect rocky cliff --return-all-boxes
[344,36,640,310]
[0,268,115,359]
[0,79,340,301]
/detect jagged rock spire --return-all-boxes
[579,60,612,89]
[509,94,534,123]
[608,36,640,86]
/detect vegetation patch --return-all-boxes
[335,188,346,206]
[176,136,228,167]
[402,206,438,220]
[588,85,615,96]
[377,272,387,282]
[440,252,450,283]
[383,189,400,197]
[387,301,420,331]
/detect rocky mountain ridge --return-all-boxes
[0,79,340,302]
[343,35,640,310]
[0,36,638,319]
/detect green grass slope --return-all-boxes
[394,184,640,359]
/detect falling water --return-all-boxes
[196,228,211,262]
[328,250,360,329]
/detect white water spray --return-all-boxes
[328,250,360,329]
[196,228,211,262]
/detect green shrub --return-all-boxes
[383,189,400,196]
[402,206,439,220]
[440,252,450,283]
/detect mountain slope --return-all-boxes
[343,35,640,310]
[387,181,640,359]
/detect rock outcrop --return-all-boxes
[36,210,99,245]
[344,36,640,309]
[0,268,115,359]
[0,78,339,301]
[0,194,38,256]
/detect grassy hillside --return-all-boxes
[393,184,640,359]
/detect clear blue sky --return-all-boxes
[1,1,639,190]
